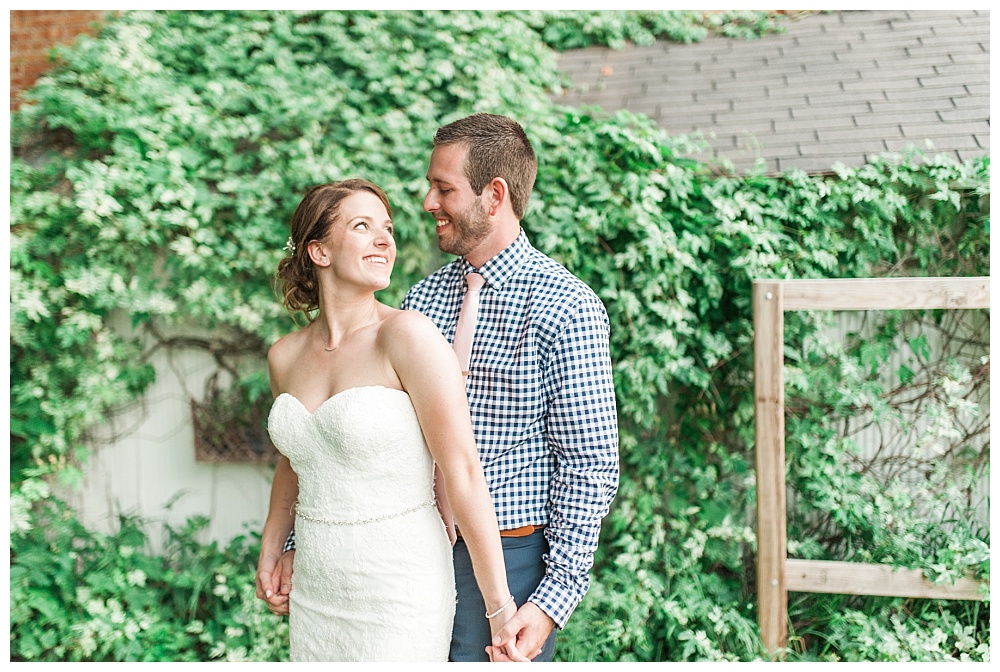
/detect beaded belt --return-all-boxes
[295,498,436,526]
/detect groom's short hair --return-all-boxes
[433,113,537,220]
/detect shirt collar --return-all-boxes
[460,229,531,291]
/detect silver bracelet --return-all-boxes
[486,594,515,619]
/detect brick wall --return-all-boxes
[10,10,110,110]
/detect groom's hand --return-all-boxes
[488,601,555,661]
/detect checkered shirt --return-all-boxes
[401,231,620,628]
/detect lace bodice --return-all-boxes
[268,386,436,524]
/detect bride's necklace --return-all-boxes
[320,329,339,352]
[318,326,339,352]
[319,305,378,352]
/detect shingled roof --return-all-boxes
[556,9,990,175]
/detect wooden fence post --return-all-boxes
[753,281,787,656]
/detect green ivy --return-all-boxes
[10,497,288,661]
[10,9,989,662]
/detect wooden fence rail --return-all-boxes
[753,276,990,656]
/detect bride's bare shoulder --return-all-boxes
[268,325,310,369]
[379,309,447,350]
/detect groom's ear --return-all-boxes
[485,177,509,217]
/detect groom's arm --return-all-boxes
[492,293,619,659]
[532,293,620,627]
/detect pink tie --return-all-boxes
[453,272,486,376]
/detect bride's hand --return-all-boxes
[486,599,530,662]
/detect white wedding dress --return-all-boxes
[267,386,456,661]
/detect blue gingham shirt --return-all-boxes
[402,231,620,628]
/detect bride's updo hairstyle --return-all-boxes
[276,179,393,317]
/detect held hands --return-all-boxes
[255,549,296,616]
[485,597,531,662]
[487,601,556,662]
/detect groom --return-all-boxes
[259,113,619,662]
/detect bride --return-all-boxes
[255,179,523,661]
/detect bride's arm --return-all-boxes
[383,311,526,655]
[434,464,457,546]
[257,454,298,616]
[256,343,299,615]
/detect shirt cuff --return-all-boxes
[528,575,582,629]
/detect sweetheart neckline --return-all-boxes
[275,386,409,416]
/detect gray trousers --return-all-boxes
[449,530,558,662]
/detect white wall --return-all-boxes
[63,340,275,551]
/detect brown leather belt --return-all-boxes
[457,524,545,539]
